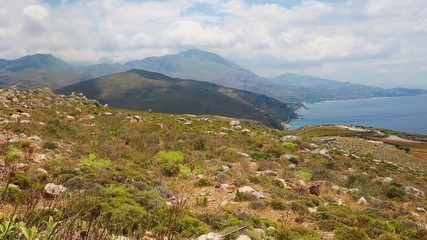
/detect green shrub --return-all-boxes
[271,198,287,210]
[10,172,36,189]
[155,151,185,177]
[234,190,257,202]
[377,232,399,240]
[294,169,312,181]
[178,215,210,238]
[6,147,22,162]
[335,227,371,240]
[385,182,407,200]
[42,141,58,150]
[81,153,111,169]
[249,200,266,210]
[282,141,298,150]
[194,178,214,187]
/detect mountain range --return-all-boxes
[0,49,425,129]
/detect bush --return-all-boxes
[81,153,111,169]
[10,172,36,189]
[155,151,185,177]
[282,142,298,150]
[385,182,407,200]
[271,198,287,210]
[6,147,22,162]
[249,200,267,210]
[335,227,371,240]
[194,178,214,187]
[294,169,312,181]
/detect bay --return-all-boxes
[290,94,427,135]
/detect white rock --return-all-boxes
[133,115,142,122]
[337,199,344,206]
[33,154,48,163]
[35,168,48,175]
[405,186,425,198]
[66,115,75,120]
[21,112,31,118]
[416,207,427,214]
[183,121,192,126]
[279,135,300,142]
[237,152,250,159]
[281,154,298,160]
[230,120,240,126]
[253,191,267,199]
[28,135,41,141]
[196,232,221,240]
[0,160,5,168]
[239,186,255,194]
[11,114,21,119]
[383,177,393,183]
[308,207,318,213]
[357,197,368,205]
[117,236,129,240]
[221,165,230,172]
[236,235,251,240]
[288,163,296,169]
[44,183,66,197]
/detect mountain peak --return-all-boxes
[5,53,70,71]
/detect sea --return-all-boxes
[289,94,427,135]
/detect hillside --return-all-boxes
[55,69,298,130]
[0,88,426,239]
[0,54,92,89]
[269,73,426,102]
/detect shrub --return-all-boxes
[294,169,312,181]
[377,232,399,240]
[235,190,257,202]
[6,147,22,162]
[271,198,287,210]
[282,142,298,150]
[155,151,185,177]
[42,141,58,150]
[81,153,111,169]
[249,200,267,210]
[334,227,371,240]
[385,182,407,200]
[194,178,214,187]
[10,172,36,189]
[178,215,210,238]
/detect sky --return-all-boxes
[1,0,426,88]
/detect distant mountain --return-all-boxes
[0,54,92,89]
[56,69,298,130]
[268,73,426,102]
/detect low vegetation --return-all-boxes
[0,88,426,239]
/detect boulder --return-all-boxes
[405,186,425,198]
[44,183,67,197]
[357,197,368,205]
[416,207,427,214]
[237,152,250,159]
[230,120,240,126]
[196,232,221,240]
[308,207,318,213]
[35,168,48,175]
[0,159,5,168]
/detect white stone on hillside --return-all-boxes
[230,120,240,126]
[236,235,251,240]
[196,232,221,240]
[358,197,368,205]
[44,183,66,197]
[279,135,300,142]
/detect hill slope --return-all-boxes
[56,69,298,129]
[0,54,92,89]
[0,88,426,239]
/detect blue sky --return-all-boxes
[1,0,427,88]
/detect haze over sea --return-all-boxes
[290,94,427,135]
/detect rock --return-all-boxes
[296,180,306,188]
[416,207,427,214]
[308,207,318,213]
[44,183,67,197]
[33,154,48,163]
[21,112,31,118]
[405,186,425,198]
[66,115,75,120]
[337,199,344,206]
[8,184,20,189]
[11,114,21,120]
[102,112,113,116]
[241,128,251,133]
[237,152,250,159]
[383,177,393,183]
[281,154,298,160]
[220,200,228,206]
[357,197,368,205]
[288,163,297,170]
[0,159,5,168]
[183,121,192,126]
[133,115,142,122]
[348,188,360,194]
[221,165,230,172]
[196,232,221,240]
[35,168,48,175]
[28,135,42,141]
[236,235,251,240]
[166,201,173,206]
[279,135,300,142]
[254,228,264,235]
[257,170,278,177]
[117,236,129,240]
[230,120,240,126]
[239,186,255,194]
[253,191,267,199]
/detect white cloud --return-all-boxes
[0,0,426,87]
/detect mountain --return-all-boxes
[56,69,298,129]
[0,54,92,89]
[268,73,426,102]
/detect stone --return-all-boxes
[308,207,318,213]
[279,135,300,142]
[28,135,42,141]
[221,165,230,172]
[33,154,48,163]
[0,159,5,168]
[383,177,393,183]
[134,115,142,122]
[416,207,427,214]
[66,115,75,120]
[288,163,297,169]
[405,186,425,198]
[21,112,31,118]
[257,170,278,177]
[337,199,344,206]
[35,168,48,175]
[237,152,250,159]
[236,235,251,240]
[239,186,255,194]
[196,232,221,240]
[183,121,192,125]
[44,183,67,197]
[281,154,298,160]
[357,197,368,205]
[253,191,267,199]
[230,120,240,126]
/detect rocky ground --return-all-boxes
[0,88,426,240]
